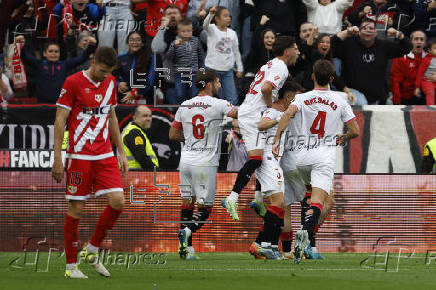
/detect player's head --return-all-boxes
[195,70,221,97]
[312,59,335,86]
[133,105,152,130]
[278,79,304,106]
[177,18,193,40]
[90,46,118,82]
[273,36,299,66]
[43,41,60,62]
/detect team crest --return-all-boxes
[95,94,103,102]
[68,185,77,194]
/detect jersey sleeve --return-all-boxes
[217,99,235,116]
[171,108,183,130]
[290,94,304,111]
[261,108,274,120]
[56,77,76,111]
[110,78,118,107]
[341,102,356,123]
[265,63,288,89]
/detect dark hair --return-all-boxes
[360,18,376,29]
[195,70,218,91]
[314,33,332,60]
[125,31,151,73]
[261,28,276,46]
[427,38,436,49]
[278,79,304,99]
[213,6,230,23]
[164,4,181,13]
[43,41,60,52]
[272,36,296,57]
[94,46,118,68]
[313,59,335,86]
[177,18,192,28]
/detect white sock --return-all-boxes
[86,243,99,254]
[228,191,239,202]
[183,227,192,238]
[188,246,195,253]
[254,190,263,203]
[66,263,77,270]
[261,242,271,248]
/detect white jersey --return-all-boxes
[290,88,355,163]
[173,95,234,166]
[240,58,289,114]
[261,107,284,156]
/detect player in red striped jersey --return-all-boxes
[52,46,128,278]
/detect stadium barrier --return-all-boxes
[0,171,435,253]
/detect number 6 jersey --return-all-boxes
[172,95,235,167]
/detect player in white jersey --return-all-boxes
[169,70,238,260]
[222,36,300,221]
[247,80,303,260]
[273,60,359,263]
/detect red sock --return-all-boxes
[64,214,80,264]
[90,206,122,248]
[280,231,293,241]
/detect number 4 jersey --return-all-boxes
[56,71,118,160]
[172,95,235,167]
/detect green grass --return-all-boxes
[1,252,436,290]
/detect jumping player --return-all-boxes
[169,70,238,260]
[52,47,128,278]
[273,60,359,263]
[222,36,300,221]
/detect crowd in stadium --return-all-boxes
[1,0,435,106]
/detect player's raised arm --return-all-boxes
[52,106,70,183]
[109,108,128,176]
[337,119,360,146]
[272,105,297,157]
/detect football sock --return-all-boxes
[255,225,265,244]
[188,207,211,233]
[90,206,122,248]
[64,214,80,264]
[300,192,311,225]
[310,225,320,247]
[302,203,322,233]
[263,206,285,244]
[280,231,293,253]
[231,158,262,194]
[180,205,194,229]
[254,179,262,202]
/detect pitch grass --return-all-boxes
[1,252,436,290]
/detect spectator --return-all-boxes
[348,0,413,37]
[295,33,355,103]
[166,18,205,104]
[114,31,154,104]
[390,30,427,105]
[414,39,436,105]
[0,0,29,68]
[97,0,135,55]
[412,0,436,38]
[302,0,354,35]
[54,0,105,44]
[292,22,317,77]
[20,38,97,103]
[136,0,179,40]
[0,66,13,102]
[66,30,94,75]
[239,0,255,64]
[331,19,411,104]
[203,6,243,105]
[121,105,159,169]
[187,0,240,31]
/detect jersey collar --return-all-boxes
[82,70,101,88]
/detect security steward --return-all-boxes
[122,105,159,169]
[422,137,436,173]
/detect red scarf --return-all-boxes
[61,0,98,38]
[11,42,27,89]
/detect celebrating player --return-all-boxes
[273,60,359,263]
[169,70,238,260]
[222,36,300,221]
[52,47,128,278]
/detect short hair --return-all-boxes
[164,4,181,13]
[272,36,296,57]
[195,70,218,91]
[134,105,151,117]
[313,60,335,86]
[177,18,192,29]
[410,30,426,39]
[428,38,436,49]
[94,46,118,68]
[278,79,304,99]
[215,6,229,18]
[360,18,376,29]
[43,41,60,52]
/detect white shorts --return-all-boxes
[255,155,284,196]
[238,106,265,152]
[295,147,335,194]
[283,169,306,206]
[179,163,217,206]
[280,148,297,172]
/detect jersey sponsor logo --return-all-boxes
[134,136,144,145]
[95,94,103,102]
[82,105,111,115]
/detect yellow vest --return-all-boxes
[424,137,436,172]
[121,122,159,169]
